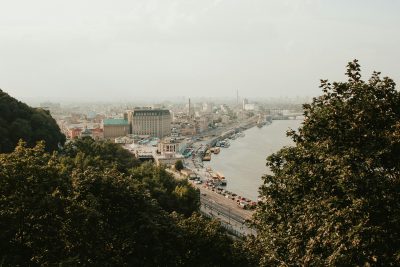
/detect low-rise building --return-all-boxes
[244,103,256,111]
[91,127,104,140]
[154,138,184,166]
[180,123,196,136]
[61,122,103,139]
[102,118,129,140]
[197,115,211,133]
[221,114,231,124]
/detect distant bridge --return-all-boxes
[265,109,303,120]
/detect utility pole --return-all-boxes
[188,97,191,117]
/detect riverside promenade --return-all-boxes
[168,168,256,237]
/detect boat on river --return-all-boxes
[212,147,220,154]
[216,172,227,186]
[202,154,211,161]
[219,140,230,148]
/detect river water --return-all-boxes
[203,120,302,200]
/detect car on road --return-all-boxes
[238,201,248,209]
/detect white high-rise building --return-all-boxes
[242,98,249,110]
[202,102,213,113]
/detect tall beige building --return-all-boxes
[128,108,171,138]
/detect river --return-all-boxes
[203,120,302,200]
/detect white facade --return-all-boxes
[154,138,183,166]
[244,103,256,111]
[202,102,213,113]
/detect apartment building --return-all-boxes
[128,108,171,138]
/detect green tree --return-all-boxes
[0,141,70,265]
[130,162,200,216]
[249,60,400,266]
[0,89,65,153]
[171,212,250,266]
[0,142,248,266]
[172,184,200,216]
[0,142,184,266]
[61,137,140,174]
[175,159,184,171]
[62,167,181,266]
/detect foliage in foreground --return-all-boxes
[61,137,200,216]
[0,141,246,266]
[248,60,400,266]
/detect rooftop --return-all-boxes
[103,118,129,126]
[131,109,170,116]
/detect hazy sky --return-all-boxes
[1,0,399,102]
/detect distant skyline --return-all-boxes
[1,0,399,102]
[18,95,312,107]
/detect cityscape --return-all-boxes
[40,97,305,236]
[1,1,399,266]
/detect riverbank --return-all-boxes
[184,119,263,204]
[204,120,302,200]
[167,168,255,236]
[186,120,301,200]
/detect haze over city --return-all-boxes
[1,0,399,103]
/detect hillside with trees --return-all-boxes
[0,89,66,153]
[0,140,250,266]
[0,134,249,266]
[247,60,400,266]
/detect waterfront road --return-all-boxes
[198,190,256,237]
[167,169,256,237]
